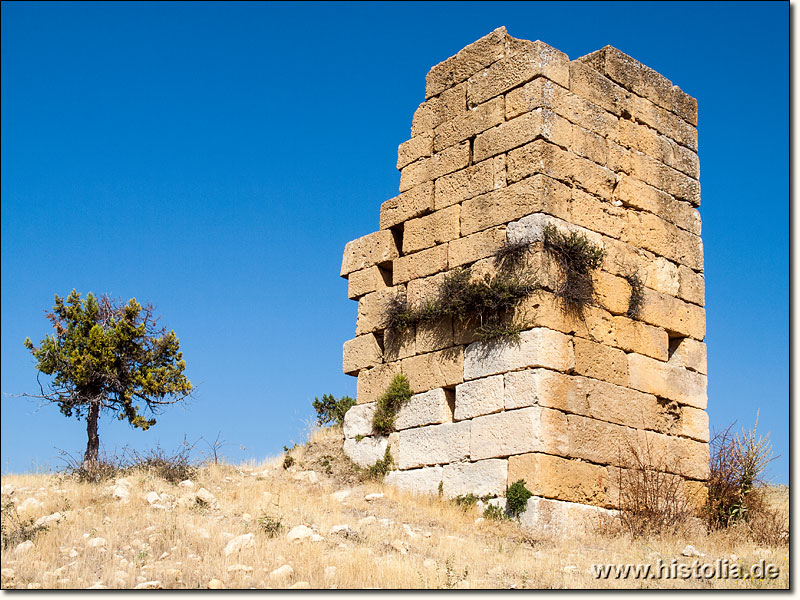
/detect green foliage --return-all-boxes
[506,479,533,518]
[312,393,356,427]
[367,445,394,480]
[373,374,413,435]
[623,271,645,319]
[482,504,508,521]
[23,290,192,462]
[1,496,47,550]
[542,225,605,316]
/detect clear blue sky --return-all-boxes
[1,1,788,483]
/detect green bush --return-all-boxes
[367,446,394,480]
[482,504,507,521]
[506,479,533,518]
[543,224,605,316]
[373,374,413,435]
[312,393,356,427]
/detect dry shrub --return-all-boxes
[616,436,696,538]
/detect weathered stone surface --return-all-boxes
[519,496,616,537]
[399,142,470,192]
[415,317,453,354]
[615,175,701,235]
[573,338,628,387]
[624,209,703,271]
[434,96,504,152]
[384,327,415,362]
[637,287,706,340]
[348,266,391,300]
[397,422,469,469]
[680,406,710,443]
[578,45,697,126]
[412,82,468,136]
[464,327,574,380]
[385,466,444,495]
[343,402,377,439]
[401,346,464,393]
[454,375,504,421]
[629,93,698,153]
[467,40,570,105]
[393,244,448,284]
[593,271,632,316]
[397,133,433,170]
[442,459,508,498]
[380,182,435,230]
[341,230,399,277]
[568,188,627,241]
[461,175,571,236]
[617,118,699,178]
[514,290,617,347]
[508,453,610,506]
[344,436,389,468]
[426,27,512,98]
[357,362,401,404]
[628,352,708,409]
[406,271,449,307]
[403,205,461,253]
[470,406,568,460]
[614,316,669,361]
[356,287,403,335]
[678,265,705,306]
[473,108,572,163]
[435,155,506,210]
[668,337,707,375]
[569,60,631,118]
[343,334,382,375]
[447,226,507,268]
[395,388,454,430]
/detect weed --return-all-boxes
[126,441,197,484]
[257,513,284,538]
[483,504,508,521]
[373,374,413,435]
[0,497,47,550]
[366,446,394,480]
[312,394,356,427]
[282,455,295,470]
[354,434,365,442]
[438,480,444,498]
[542,224,605,316]
[623,271,645,319]
[506,480,533,519]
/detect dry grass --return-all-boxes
[0,427,789,589]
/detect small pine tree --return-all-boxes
[312,394,356,427]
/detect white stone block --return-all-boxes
[464,328,574,380]
[343,436,389,468]
[343,402,377,439]
[384,466,444,495]
[397,422,469,469]
[628,353,708,409]
[507,212,603,248]
[504,368,570,410]
[395,388,453,430]
[454,375,504,420]
[470,406,568,460]
[519,496,616,537]
[442,459,507,498]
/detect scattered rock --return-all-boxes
[290,581,311,589]
[262,491,276,504]
[474,518,485,524]
[423,559,436,569]
[69,549,79,558]
[134,580,163,589]
[1,568,15,580]
[226,564,254,573]
[195,488,218,507]
[178,480,195,488]
[145,491,160,505]
[390,539,409,554]
[158,552,169,560]
[681,545,704,557]
[207,579,225,589]
[34,512,64,527]
[113,486,130,500]
[287,525,316,543]
[241,513,253,522]
[364,493,384,502]
[292,470,319,484]
[402,524,418,538]
[328,525,352,536]
[358,516,377,527]
[324,566,337,579]
[562,565,578,574]
[14,540,34,554]
[378,518,393,527]
[224,533,254,556]
[86,582,108,589]
[27,583,42,589]
[270,565,294,580]
[331,490,351,502]
[17,497,43,513]
[1,485,15,495]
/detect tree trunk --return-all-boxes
[84,400,100,467]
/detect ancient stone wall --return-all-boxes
[339,27,708,535]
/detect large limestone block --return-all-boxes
[356,287,403,335]
[637,287,706,340]
[473,108,573,163]
[348,266,391,300]
[470,406,568,460]
[568,60,632,118]
[343,402,377,439]
[629,93,698,153]
[593,271,632,316]
[628,353,708,409]
[397,133,433,170]
[519,496,616,537]
[460,175,571,237]
[447,226,507,269]
[514,291,617,348]
[680,406,710,443]
[401,346,464,393]
[341,231,400,277]
[385,466,443,495]
[578,45,697,126]
[425,27,512,98]
[399,142,470,192]
[615,175,701,235]
[406,271,450,307]
[668,337,707,375]
[572,337,629,387]
[379,182,435,230]
[342,334,382,375]
[442,459,508,498]
[415,318,454,354]
[434,155,506,210]
[678,265,705,306]
[412,82,468,136]
[403,205,461,254]
[397,422,470,469]
[344,436,389,468]
[508,453,610,507]
[384,326,416,362]
[467,40,570,105]
[568,188,628,242]
[393,244,448,285]
[617,118,699,179]
[394,388,454,431]
[614,316,669,361]
[463,327,574,380]
[454,375,504,420]
[507,209,604,250]
[504,368,577,411]
[433,96,504,153]
[624,209,703,271]
[357,362,401,404]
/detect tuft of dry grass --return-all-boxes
[0,426,789,590]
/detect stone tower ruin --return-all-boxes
[339,28,708,534]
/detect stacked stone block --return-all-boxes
[340,27,708,535]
